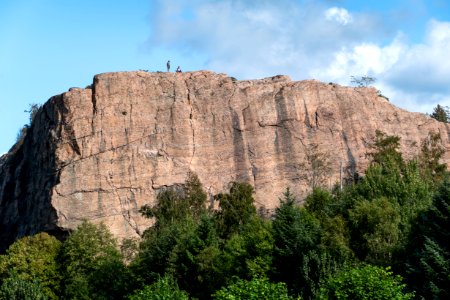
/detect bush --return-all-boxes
[213,277,295,300]
[319,265,414,300]
[128,275,189,300]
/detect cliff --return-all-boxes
[0,71,449,249]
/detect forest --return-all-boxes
[0,129,449,299]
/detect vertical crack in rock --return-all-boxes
[342,131,357,181]
[242,103,257,187]
[247,143,257,186]
[274,86,297,181]
[185,78,196,168]
[91,77,98,135]
[129,103,133,131]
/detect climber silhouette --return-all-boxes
[166,60,171,72]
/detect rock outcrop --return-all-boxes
[0,71,449,249]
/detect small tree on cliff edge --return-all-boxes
[430,104,449,123]
[350,75,376,87]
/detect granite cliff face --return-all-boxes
[0,71,449,248]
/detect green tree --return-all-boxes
[213,277,295,300]
[132,216,197,285]
[140,172,208,228]
[403,178,450,299]
[319,265,414,300]
[430,104,449,123]
[272,189,333,299]
[0,232,61,299]
[368,130,403,171]
[0,276,48,300]
[140,188,186,227]
[345,131,433,262]
[417,132,447,186]
[305,188,335,220]
[134,174,209,291]
[184,172,208,218]
[305,188,352,262]
[165,213,273,299]
[166,214,222,299]
[128,274,189,300]
[348,197,401,264]
[219,216,274,281]
[59,221,130,300]
[215,182,256,237]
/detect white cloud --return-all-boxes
[149,0,384,77]
[148,0,450,113]
[325,7,353,25]
[314,19,450,112]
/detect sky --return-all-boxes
[1,0,450,154]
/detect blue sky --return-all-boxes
[1,0,450,154]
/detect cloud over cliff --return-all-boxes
[148,0,450,113]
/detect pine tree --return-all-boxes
[272,188,326,299]
[404,179,450,299]
[430,104,449,123]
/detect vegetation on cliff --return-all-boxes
[0,131,448,299]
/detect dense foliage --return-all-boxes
[0,131,447,299]
[318,265,414,300]
[213,277,295,300]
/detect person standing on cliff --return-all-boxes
[166,60,171,72]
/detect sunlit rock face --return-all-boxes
[0,70,448,249]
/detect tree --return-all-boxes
[272,189,333,299]
[24,103,41,124]
[417,132,447,186]
[128,275,190,300]
[430,104,449,123]
[304,188,335,220]
[350,75,376,87]
[139,172,208,228]
[346,139,432,263]
[219,216,274,281]
[0,232,61,299]
[319,265,414,300]
[304,144,332,190]
[403,179,450,299]
[131,216,198,285]
[184,172,208,218]
[213,277,295,300]
[0,276,48,300]
[165,214,222,299]
[305,188,353,262]
[16,103,42,144]
[367,130,403,171]
[215,182,256,237]
[58,221,130,300]
[348,197,401,264]
[134,174,209,290]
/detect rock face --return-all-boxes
[0,71,449,249]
